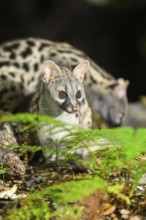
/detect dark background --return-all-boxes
[1,0,146,102]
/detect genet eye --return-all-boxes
[59,91,68,99]
[76,90,81,99]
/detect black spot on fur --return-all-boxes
[21,76,24,83]
[38,43,50,51]
[13,62,20,68]
[27,40,35,47]
[9,52,16,59]
[0,75,7,80]
[57,50,71,54]
[28,77,35,85]
[9,72,16,77]
[70,57,78,63]
[23,63,29,72]
[34,63,38,72]
[90,75,97,84]
[107,83,118,89]
[0,61,10,67]
[3,43,20,52]
[40,55,44,63]
[21,47,32,58]
[50,52,56,57]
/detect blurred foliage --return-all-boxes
[1,113,146,219]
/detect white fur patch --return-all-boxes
[37,112,79,147]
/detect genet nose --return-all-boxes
[71,104,78,112]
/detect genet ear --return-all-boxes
[42,60,62,83]
[112,78,129,99]
[73,60,90,82]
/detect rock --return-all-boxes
[0,146,25,177]
[0,123,17,146]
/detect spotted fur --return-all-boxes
[0,37,129,126]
